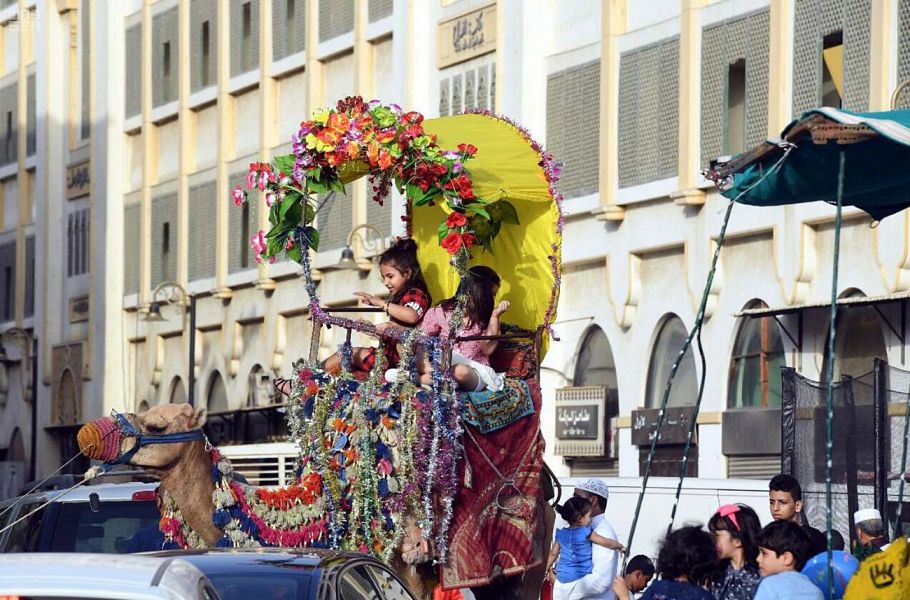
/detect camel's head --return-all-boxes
[77,403,207,470]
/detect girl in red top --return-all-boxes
[325,237,432,375]
[274,239,430,394]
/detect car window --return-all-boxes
[50,500,160,553]
[205,574,308,600]
[4,501,46,552]
[363,565,413,600]
[338,564,399,600]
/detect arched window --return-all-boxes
[8,427,25,462]
[829,310,887,381]
[168,377,187,404]
[207,371,229,413]
[246,364,273,407]
[137,400,150,413]
[57,368,79,425]
[645,315,698,407]
[728,301,786,408]
[574,326,617,388]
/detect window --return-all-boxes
[822,304,886,381]
[728,302,785,408]
[207,371,229,413]
[201,21,211,87]
[285,0,295,56]
[725,59,746,156]
[4,110,12,160]
[574,326,617,389]
[162,41,172,101]
[645,315,698,407]
[242,2,252,72]
[2,265,11,320]
[240,203,250,269]
[822,31,843,109]
[168,377,187,404]
[161,221,171,281]
[67,207,89,277]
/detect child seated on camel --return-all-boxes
[386,265,508,392]
[275,238,431,394]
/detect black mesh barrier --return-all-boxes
[780,367,880,544]
[885,362,910,535]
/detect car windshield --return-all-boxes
[205,574,311,600]
[50,500,160,553]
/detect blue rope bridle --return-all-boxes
[108,411,207,466]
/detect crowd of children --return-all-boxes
[543,473,882,600]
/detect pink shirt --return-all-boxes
[419,305,489,365]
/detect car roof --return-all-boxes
[0,553,208,598]
[1,481,159,505]
[149,547,375,575]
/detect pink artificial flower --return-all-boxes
[231,186,246,206]
[377,458,393,476]
[285,237,295,250]
[257,170,270,191]
[251,230,267,263]
[246,167,257,189]
[265,191,276,207]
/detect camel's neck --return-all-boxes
[158,441,221,546]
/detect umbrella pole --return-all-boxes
[821,149,846,599]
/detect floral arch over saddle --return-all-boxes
[224,97,563,588]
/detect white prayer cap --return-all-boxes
[854,508,882,524]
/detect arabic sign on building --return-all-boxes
[437,4,496,69]
[556,405,599,440]
[630,406,698,446]
[66,161,90,200]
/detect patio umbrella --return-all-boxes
[714,107,910,221]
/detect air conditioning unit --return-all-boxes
[554,386,618,458]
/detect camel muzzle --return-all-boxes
[77,417,123,462]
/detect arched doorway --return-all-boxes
[57,368,79,425]
[574,326,617,388]
[168,377,187,404]
[8,427,25,462]
[207,371,229,413]
[645,315,698,408]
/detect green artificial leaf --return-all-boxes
[273,154,296,176]
[469,214,494,241]
[329,177,346,193]
[266,236,284,258]
[468,205,491,221]
[438,221,450,242]
[287,244,302,264]
[304,201,316,224]
[307,178,329,194]
[488,200,521,225]
[306,226,320,252]
[279,193,299,221]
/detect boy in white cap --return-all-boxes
[853,508,888,561]
[550,478,620,600]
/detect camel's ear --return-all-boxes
[193,408,207,428]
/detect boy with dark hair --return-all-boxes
[768,473,826,557]
[754,521,823,599]
[623,555,655,594]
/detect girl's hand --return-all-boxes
[354,292,383,308]
[492,300,510,317]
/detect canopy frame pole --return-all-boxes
[821,149,846,599]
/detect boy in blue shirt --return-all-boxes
[754,520,823,600]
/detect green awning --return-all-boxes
[714,107,910,221]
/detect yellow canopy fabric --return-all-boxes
[823,45,844,98]
[844,536,910,599]
[415,113,562,356]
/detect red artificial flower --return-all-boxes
[444,174,475,200]
[446,212,468,228]
[457,143,478,157]
[402,111,424,125]
[441,231,476,254]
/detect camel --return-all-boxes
[77,402,551,600]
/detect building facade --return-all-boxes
[3,0,910,535]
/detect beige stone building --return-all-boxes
[5,1,910,553]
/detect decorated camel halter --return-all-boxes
[80,411,207,466]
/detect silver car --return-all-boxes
[0,553,219,599]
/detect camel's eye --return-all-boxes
[144,423,166,434]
